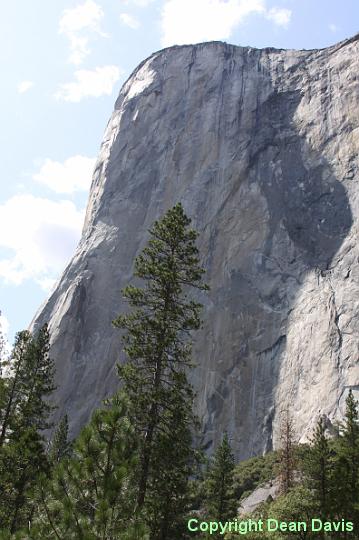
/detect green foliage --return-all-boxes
[302,417,333,526]
[49,414,72,464]
[204,433,237,522]
[330,390,359,535]
[278,409,295,494]
[233,451,279,501]
[33,393,147,539]
[145,403,195,539]
[0,325,55,446]
[113,203,208,537]
[0,324,56,534]
[267,486,317,539]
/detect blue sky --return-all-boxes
[0,0,358,344]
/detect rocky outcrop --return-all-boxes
[239,479,280,516]
[32,35,359,460]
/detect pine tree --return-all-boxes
[33,393,147,540]
[0,324,56,534]
[49,414,72,464]
[204,432,237,522]
[0,324,55,446]
[0,330,33,447]
[303,417,332,530]
[332,390,359,535]
[113,203,208,537]
[145,400,196,539]
[278,408,295,495]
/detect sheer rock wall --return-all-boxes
[32,35,359,459]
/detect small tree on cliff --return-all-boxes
[113,203,208,533]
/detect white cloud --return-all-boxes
[120,13,140,29]
[161,0,292,46]
[266,7,291,27]
[329,23,338,33]
[59,0,106,65]
[0,195,84,287]
[161,0,265,46]
[55,65,121,102]
[122,0,154,6]
[37,277,57,293]
[33,155,96,194]
[17,80,34,94]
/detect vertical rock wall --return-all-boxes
[32,35,359,459]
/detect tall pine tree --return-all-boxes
[0,324,56,534]
[113,203,208,537]
[333,390,359,536]
[303,417,332,532]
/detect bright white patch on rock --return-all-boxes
[125,63,156,100]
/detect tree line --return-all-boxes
[0,203,358,539]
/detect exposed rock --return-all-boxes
[31,35,359,460]
[239,479,280,516]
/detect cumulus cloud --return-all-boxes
[122,0,154,6]
[17,81,34,94]
[0,195,84,288]
[55,65,121,102]
[266,7,291,27]
[120,13,140,29]
[161,0,264,46]
[59,0,106,65]
[160,0,291,46]
[33,155,96,194]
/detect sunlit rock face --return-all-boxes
[32,35,359,459]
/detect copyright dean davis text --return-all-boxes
[187,517,354,535]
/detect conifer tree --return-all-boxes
[204,432,237,522]
[33,394,146,540]
[333,390,359,534]
[278,408,295,495]
[303,417,332,530]
[113,203,208,537]
[0,324,56,533]
[0,324,55,447]
[49,414,72,464]
[0,330,33,447]
[145,399,195,539]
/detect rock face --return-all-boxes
[32,35,359,460]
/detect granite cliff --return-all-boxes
[32,35,359,460]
